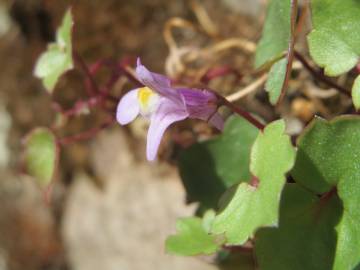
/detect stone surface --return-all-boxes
[62,129,216,270]
[0,174,62,270]
[0,101,11,169]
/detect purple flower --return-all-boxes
[116,59,224,161]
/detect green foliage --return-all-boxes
[211,120,295,245]
[34,9,74,92]
[292,116,360,192]
[254,0,291,68]
[23,128,58,187]
[255,0,293,104]
[265,58,287,105]
[352,76,360,110]
[255,184,342,270]
[165,210,224,256]
[292,116,360,269]
[25,2,360,269]
[308,0,360,76]
[179,116,258,211]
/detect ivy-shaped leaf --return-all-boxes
[34,9,74,92]
[255,184,342,270]
[265,58,287,105]
[23,128,58,187]
[292,116,360,269]
[254,0,291,68]
[255,0,296,105]
[308,0,360,76]
[352,75,360,110]
[179,116,259,211]
[211,120,296,245]
[165,210,224,256]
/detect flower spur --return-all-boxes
[116,59,224,161]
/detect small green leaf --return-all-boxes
[179,116,259,211]
[211,120,296,245]
[308,0,360,76]
[24,128,58,187]
[56,9,73,49]
[34,9,74,92]
[255,184,342,270]
[166,213,224,256]
[292,116,360,269]
[255,0,291,68]
[352,75,360,110]
[265,58,287,105]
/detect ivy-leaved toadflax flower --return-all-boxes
[116,59,224,161]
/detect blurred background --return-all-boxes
[0,0,338,269]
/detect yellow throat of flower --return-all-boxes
[137,87,159,115]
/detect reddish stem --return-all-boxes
[73,52,100,96]
[319,187,337,203]
[58,117,115,145]
[294,51,351,97]
[201,65,242,84]
[276,0,298,105]
[250,176,259,188]
[214,93,265,130]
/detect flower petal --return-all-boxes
[178,88,219,120]
[208,112,224,131]
[146,98,188,161]
[116,89,140,125]
[136,58,183,103]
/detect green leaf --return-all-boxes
[34,9,74,92]
[265,58,287,105]
[332,171,360,267]
[179,115,259,211]
[292,116,360,192]
[352,75,360,110]
[255,0,291,68]
[24,128,58,187]
[165,211,224,256]
[308,0,360,76]
[211,120,296,245]
[255,184,342,270]
[56,8,73,49]
[292,116,360,269]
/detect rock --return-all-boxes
[0,174,62,270]
[221,0,262,17]
[0,101,11,169]
[62,129,216,270]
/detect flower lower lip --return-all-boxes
[137,87,160,116]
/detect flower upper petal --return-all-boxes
[116,89,140,125]
[146,97,188,161]
[178,87,219,119]
[136,58,183,104]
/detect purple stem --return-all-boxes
[294,51,351,97]
[58,117,115,145]
[214,92,265,130]
[73,52,100,96]
[276,0,298,105]
[201,65,242,84]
